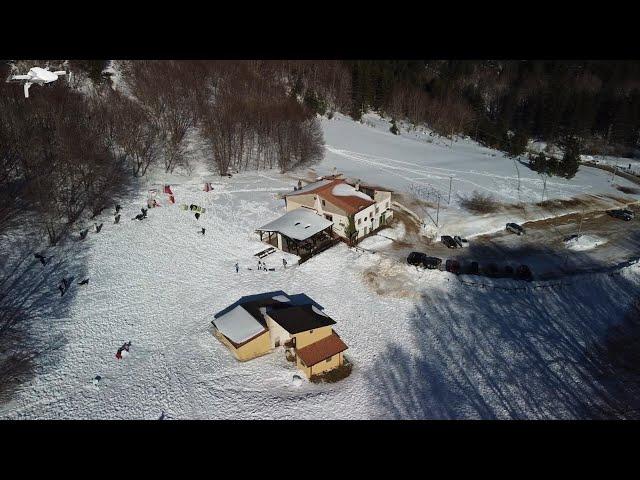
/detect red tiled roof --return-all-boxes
[288,179,375,215]
[296,332,348,367]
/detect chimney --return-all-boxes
[355,179,360,191]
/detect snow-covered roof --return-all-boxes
[287,179,332,196]
[272,295,291,303]
[212,305,266,345]
[256,209,333,241]
[331,183,373,201]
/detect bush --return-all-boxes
[459,190,500,214]
[390,119,400,135]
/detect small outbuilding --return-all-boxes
[211,291,349,378]
[255,208,336,260]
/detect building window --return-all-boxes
[375,206,379,214]
[326,356,332,363]
[357,218,361,224]
[322,199,326,207]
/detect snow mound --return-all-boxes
[384,221,406,241]
[292,375,303,387]
[564,234,607,251]
[359,235,393,250]
[331,183,373,201]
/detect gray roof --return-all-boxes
[256,209,333,241]
[212,305,266,344]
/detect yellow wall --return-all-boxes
[214,329,271,362]
[297,351,343,379]
[286,195,315,212]
[291,325,332,349]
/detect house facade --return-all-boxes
[212,292,348,379]
[284,177,393,241]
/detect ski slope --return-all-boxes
[318,113,640,238]
[1,115,640,419]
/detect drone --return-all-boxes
[10,66,71,98]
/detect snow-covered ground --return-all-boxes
[2,114,640,419]
[317,113,640,238]
[564,234,608,252]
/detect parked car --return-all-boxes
[407,252,442,270]
[453,235,469,248]
[506,223,525,235]
[469,261,479,275]
[608,209,633,221]
[445,259,461,274]
[515,264,533,281]
[621,208,635,219]
[504,265,514,276]
[407,252,428,267]
[485,263,499,276]
[441,235,458,248]
[423,256,443,269]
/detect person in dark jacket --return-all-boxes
[201,227,206,235]
[235,262,239,273]
[95,223,103,233]
[114,214,121,224]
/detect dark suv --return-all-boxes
[506,223,525,235]
[441,235,458,248]
[608,209,633,221]
[407,252,441,269]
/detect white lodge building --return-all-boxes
[284,177,393,241]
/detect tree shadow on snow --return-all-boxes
[365,259,640,419]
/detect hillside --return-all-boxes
[1,113,639,419]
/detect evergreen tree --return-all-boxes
[560,136,581,179]
[390,119,400,135]
[344,215,357,245]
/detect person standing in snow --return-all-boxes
[282,258,287,269]
[235,262,239,273]
[201,227,206,235]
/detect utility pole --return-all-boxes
[541,174,548,202]
[577,208,584,236]
[448,176,453,204]
[450,128,454,148]
[436,194,441,227]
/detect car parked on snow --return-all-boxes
[453,235,469,248]
[407,252,442,270]
[485,263,500,277]
[506,223,525,235]
[608,209,633,221]
[441,235,458,248]
[515,264,533,281]
[407,252,428,267]
[469,261,479,275]
[621,208,635,219]
[504,265,514,277]
[445,259,461,274]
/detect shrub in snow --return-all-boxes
[390,119,400,135]
[459,191,500,214]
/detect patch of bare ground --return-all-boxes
[535,197,587,211]
[362,258,422,300]
[603,194,635,204]
[616,185,640,195]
